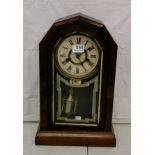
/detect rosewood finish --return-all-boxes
[36,13,117,146]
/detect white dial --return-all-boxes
[55,34,100,79]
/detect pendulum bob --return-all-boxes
[62,88,77,118]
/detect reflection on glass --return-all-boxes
[55,74,99,126]
[61,88,78,118]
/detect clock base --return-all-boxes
[35,125,116,147]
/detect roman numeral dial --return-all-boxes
[56,34,100,79]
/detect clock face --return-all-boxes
[55,34,100,79]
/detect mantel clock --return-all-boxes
[35,13,118,146]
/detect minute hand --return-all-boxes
[76,55,87,71]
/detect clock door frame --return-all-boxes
[36,13,117,146]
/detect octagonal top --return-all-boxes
[54,13,104,27]
[40,13,117,50]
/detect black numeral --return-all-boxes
[67,65,72,71]
[87,46,94,51]
[76,67,79,74]
[62,46,68,50]
[77,37,81,44]
[90,54,96,58]
[69,40,73,45]
[60,54,66,57]
[62,60,67,65]
[85,40,88,46]
[87,60,94,66]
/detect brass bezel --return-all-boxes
[54,32,102,80]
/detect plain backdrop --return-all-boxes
[23,0,131,123]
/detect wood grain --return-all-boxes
[35,124,116,146]
[37,13,117,146]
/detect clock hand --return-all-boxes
[76,54,87,71]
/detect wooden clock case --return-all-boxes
[35,13,118,146]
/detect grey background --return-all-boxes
[23,0,131,123]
